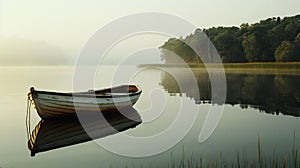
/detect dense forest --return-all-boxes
[160,14,300,63]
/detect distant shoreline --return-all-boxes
[138,62,300,69]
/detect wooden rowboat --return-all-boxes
[28,107,141,156]
[28,85,142,119]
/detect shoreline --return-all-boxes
[138,62,300,69]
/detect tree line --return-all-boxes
[160,14,300,63]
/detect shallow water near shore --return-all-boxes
[0,65,299,167]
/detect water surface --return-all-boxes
[0,66,299,167]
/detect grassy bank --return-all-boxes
[218,62,300,69]
[138,62,300,69]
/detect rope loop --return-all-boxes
[26,93,32,141]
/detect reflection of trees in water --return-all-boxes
[161,69,300,117]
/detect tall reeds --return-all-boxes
[110,134,299,168]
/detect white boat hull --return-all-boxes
[29,85,142,119]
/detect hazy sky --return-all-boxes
[0,0,300,65]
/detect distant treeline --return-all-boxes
[160,15,300,63]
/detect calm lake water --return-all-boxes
[0,66,299,167]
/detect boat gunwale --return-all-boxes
[30,85,142,99]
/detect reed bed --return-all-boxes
[113,134,299,168]
[167,134,299,168]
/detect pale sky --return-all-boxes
[0,0,299,65]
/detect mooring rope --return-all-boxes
[26,93,32,141]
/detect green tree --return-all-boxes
[293,33,300,58]
[213,27,246,62]
[160,38,200,63]
[242,34,259,62]
[275,41,294,62]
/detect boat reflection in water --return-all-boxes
[28,107,141,156]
